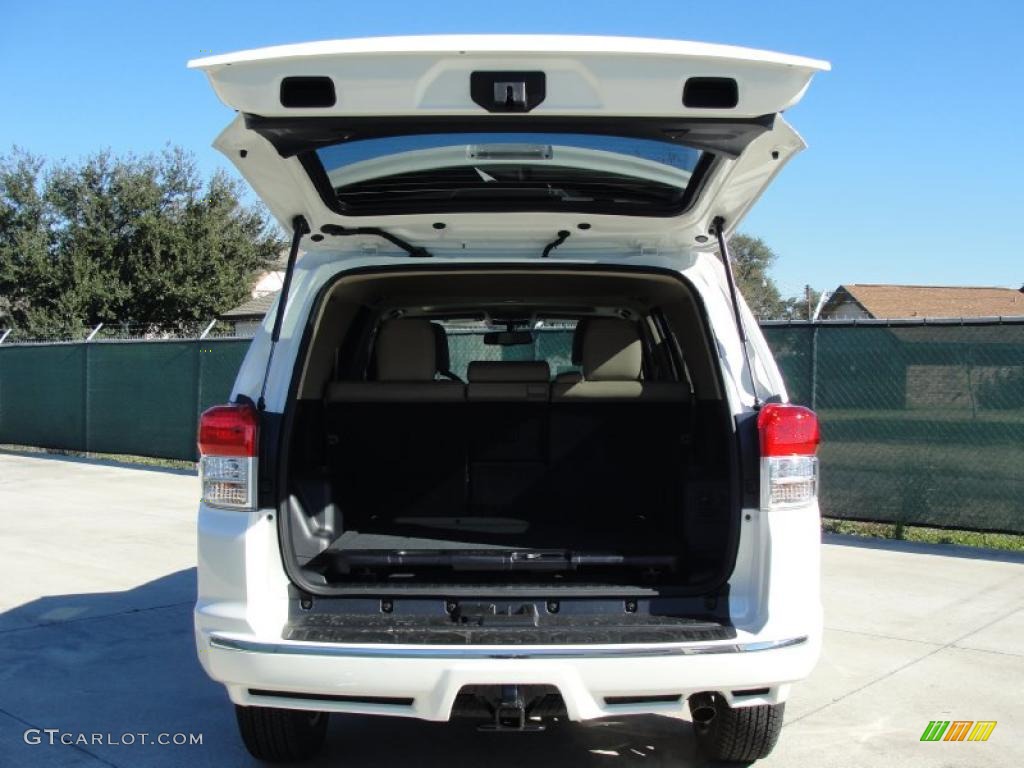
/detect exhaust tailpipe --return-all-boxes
[688,692,717,730]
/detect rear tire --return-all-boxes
[234,705,329,762]
[691,694,784,764]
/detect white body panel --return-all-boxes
[192,35,825,723]
[192,35,827,248]
[195,253,823,719]
[196,496,821,720]
[189,36,828,119]
[197,495,822,721]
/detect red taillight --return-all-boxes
[758,403,820,457]
[198,404,258,510]
[198,404,258,457]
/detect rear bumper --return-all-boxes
[195,501,823,721]
[196,627,820,721]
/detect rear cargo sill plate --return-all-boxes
[209,633,806,659]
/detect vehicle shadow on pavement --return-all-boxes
[315,713,709,768]
[0,568,730,768]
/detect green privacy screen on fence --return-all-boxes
[0,339,251,463]
[762,321,1024,534]
[1,321,1022,533]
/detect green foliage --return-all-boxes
[0,149,813,331]
[822,518,1024,552]
[727,233,817,321]
[0,147,284,336]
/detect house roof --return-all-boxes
[220,291,278,320]
[225,283,1024,321]
[218,249,298,320]
[825,284,1024,319]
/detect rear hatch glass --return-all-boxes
[313,133,706,216]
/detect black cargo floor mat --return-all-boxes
[329,530,518,551]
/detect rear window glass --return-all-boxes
[439,320,578,381]
[312,133,705,216]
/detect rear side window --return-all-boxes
[440,320,578,381]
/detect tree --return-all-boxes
[0,147,284,336]
[726,233,816,321]
[727,233,787,320]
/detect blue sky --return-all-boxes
[2,0,1021,296]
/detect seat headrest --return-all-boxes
[582,318,642,382]
[467,361,550,383]
[375,319,436,381]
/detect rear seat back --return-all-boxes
[467,361,550,401]
[548,318,688,521]
[324,319,465,520]
[464,361,551,515]
[324,318,689,525]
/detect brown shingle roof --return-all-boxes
[220,291,278,319]
[833,284,1024,319]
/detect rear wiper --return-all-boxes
[329,549,677,573]
[320,223,432,258]
[541,229,571,258]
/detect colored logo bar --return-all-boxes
[920,721,996,742]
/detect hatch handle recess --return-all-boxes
[470,72,546,113]
[258,215,308,411]
[712,216,761,409]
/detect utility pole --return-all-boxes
[805,284,813,321]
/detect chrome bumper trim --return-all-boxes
[208,633,807,660]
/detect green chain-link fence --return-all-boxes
[763,320,1024,534]
[1,321,1021,533]
[0,339,251,462]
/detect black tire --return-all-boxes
[234,704,329,762]
[691,694,784,764]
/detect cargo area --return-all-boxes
[279,268,742,598]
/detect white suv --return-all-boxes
[191,36,827,764]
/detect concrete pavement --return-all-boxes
[0,450,1021,767]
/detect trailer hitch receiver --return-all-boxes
[478,685,545,732]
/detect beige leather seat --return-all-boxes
[325,319,464,401]
[551,318,689,401]
[466,361,550,401]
